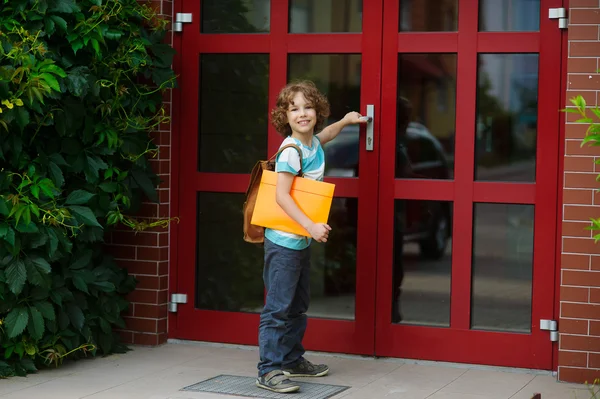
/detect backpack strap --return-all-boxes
[270,143,304,177]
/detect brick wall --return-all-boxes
[559,0,600,384]
[107,0,174,347]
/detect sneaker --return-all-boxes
[283,358,329,377]
[255,370,300,393]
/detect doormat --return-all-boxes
[182,374,350,399]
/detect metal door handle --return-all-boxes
[365,105,374,151]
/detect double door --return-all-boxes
[172,0,563,369]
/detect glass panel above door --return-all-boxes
[201,0,271,33]
[399,0,458,32]
[397,54,457,180]
[198,54,269,173]
[290,0,363,33]
[288,54,362,177]
[475,54,538,182]
[479,0,540,32]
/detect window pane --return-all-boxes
[201,0,270,33]
[475,54,538,182]
[309,198,357,320]
[471,204,534,332]
[196,193,264,312]
[288,54,362,177]
[400,0,458,32]
[199,54,269,173]
[393,200,453,326]
[479,0,540,32]
[290,0,362,33]
[397,54,456,180]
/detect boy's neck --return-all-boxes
[291,131,314,147]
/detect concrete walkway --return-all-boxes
[0,341,592,399]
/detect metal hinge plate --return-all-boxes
[548,8,568,29]
[168,293,188,313]
[174,13,193,33]
[540,319,559,342]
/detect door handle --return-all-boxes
[364,105,374,151]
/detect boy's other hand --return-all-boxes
[308,223,332,243]
[343,111,367,125]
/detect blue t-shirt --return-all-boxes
[264,136,325,250]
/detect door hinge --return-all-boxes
[548,8,568,29]
[174,13,193,33]
[540,319,559,342]
[168,293,188,313]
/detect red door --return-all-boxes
[171,0,562,369]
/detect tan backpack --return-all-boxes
[243,144,303,244]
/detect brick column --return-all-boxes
[107,0,174,347]
[559,0,600,383]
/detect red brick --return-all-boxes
[566,141,600,157]
[564,237,600,255]
[134,275,160,290]
[139,203,158,217]
[123,317,157,333]
[562,302,600,319]
[563,221,592,238]
[570,0,600,7]
[564,156,596,172]
[562,334,600,352]
[117,330,134,344]
[133,333,160,346]
[563,270,600,287]
[158,332,168,345]
[159,175,170,189]
[157,318,167,334]
[561,285,590,301]
[569,26,600,41]
[106,245,137,260]
[158,146,170,160]
[566,123,593,139]
[558,366,600,384]
[566,90,597,106]
[591,320,600,335]
[126,289,158,305]
[590,353,600,368]
[564,189,593,205]
[570,9,600,25]
[560,318,589,335]
[159,261,169,276]
[160,275,169,290]
[559,350,588,367]
[134,304,167,319]
[116,260,159,276]
[159,233,169,246]
[568,74,600,90]
[591,288,600,303]
[564,172,600,189]
[565,205,600,221]
[113,231,158,247]
[159,189,170,203]
[137,246,168,261]
[591,256,600,270]
[158,290,169,305]
[563,253,591,270]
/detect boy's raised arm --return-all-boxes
[316,111,366,145]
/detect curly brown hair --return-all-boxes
[271,80,331,137]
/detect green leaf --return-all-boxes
[50,15,68,31]
[27,307,45,340]
[104,30,123,40]
[40,73,60,92]
[66,303,85,331]
[69,206,102,228]
[132,168,158,203]
[35,301,56,321]
[99,182,117,193]
[6,260,26,295]
[0,198,8,216]
[5,307,28,338]
[66,190,95,205]
[25,257,50,287]
[44,17,56,36]
[48,162,65,188]
[72,273,89,294]
[47,228,59,257]
[71,40,84,55]
[0,222,8,238]
[92,281,115,292]
[15,107,30,132]
[50,0,80,13]
[70,249,93,270]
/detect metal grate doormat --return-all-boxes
[182,374,350,399]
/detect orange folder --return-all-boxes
[250,170,335,237]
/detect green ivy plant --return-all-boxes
[0,0,176,377]
[566,95,600,242]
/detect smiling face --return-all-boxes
[286,92,317,137]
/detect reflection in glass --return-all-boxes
[288,54,361,177]
[400,0,458,32]
[201,0,270,33]
[479,0,540,32]
[196,193,264,312]
[290,0,362,33]
[199,54,269,173]
[471,204,534,332]
[393,200,453,326]
[475,54,538,182]
[397,54,456,179]
[309,198,357,320]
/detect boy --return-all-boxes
[256,80,366,393]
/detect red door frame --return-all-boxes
[375,0,562,369]
[169,0,383,356]
[168,0,564,370]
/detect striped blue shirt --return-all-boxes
[265,136,325,250]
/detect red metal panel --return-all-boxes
[398,33,459,53]
[394,180,454,201]
[287,35,361,53]
[477,33,540,53]
[473,183,536,204]
[196,35,271,53]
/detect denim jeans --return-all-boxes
[257,238,311,377]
